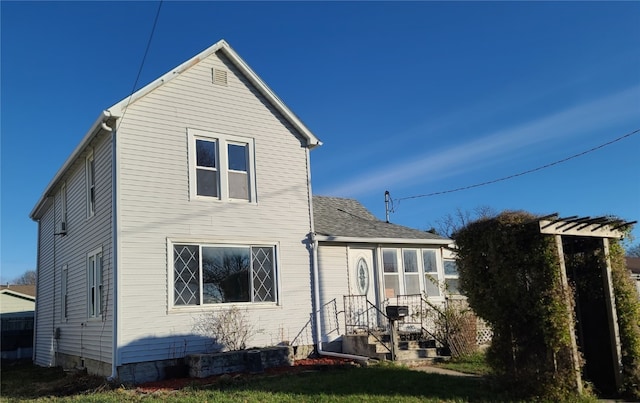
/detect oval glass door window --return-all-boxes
[356,257,369,295]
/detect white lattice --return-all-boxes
[476,318,493,345]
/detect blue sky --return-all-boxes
[1,1,639,283]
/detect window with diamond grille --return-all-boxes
[172,243,276,306]
[174,244,200,306]
[252,247,275,302]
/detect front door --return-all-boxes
[348,248,380,330]
[349,248,377,304]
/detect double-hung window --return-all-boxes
[402,249,420,295]
[173,242,277,306]
[422,250,441,297]
[188,129,255,202]
[87,248,103,318]
[443,259,460,295]
[86,151,95,217]
[382,249,400,298]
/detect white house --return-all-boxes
[30,40,322,382]
[30,40,459,382]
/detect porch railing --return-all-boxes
[343,295,391,354]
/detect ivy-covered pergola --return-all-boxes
[539,215,636,394]
[455,211,640,399]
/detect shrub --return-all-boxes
[193,306,255,352]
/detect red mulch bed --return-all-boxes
[136,357,356,393]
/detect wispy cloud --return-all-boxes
[322,85,640,198]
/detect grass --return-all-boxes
[436,350,492,376]
[0,359,597,402]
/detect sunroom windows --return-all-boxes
[173,243,277,307]
[188,129,255,202]
[381,247,453,299]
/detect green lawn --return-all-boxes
[436,351,492,376]
[0,360,596,402]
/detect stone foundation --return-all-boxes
[53,352,112,377]
[187,346,293,378]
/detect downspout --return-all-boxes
[310,233,369,361]
[304,145,367,361]
[107,122,119,381]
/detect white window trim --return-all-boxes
[87,247,103,320]
[168,239,279,311]
[187,128,256,203]
[86,150,95,218]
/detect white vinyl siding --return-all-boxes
[317,245,349,343]
[116,50,314,364]
[34,133,114,369]
[34,206,55,366]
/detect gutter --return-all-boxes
[313,234,453,245]
[310,232,371,362]
[30,110,117,220]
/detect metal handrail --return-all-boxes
[343,295,392,355]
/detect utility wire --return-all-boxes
[397,127,640,202]
[115,0,163,131]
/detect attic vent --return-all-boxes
[212,68,228,86]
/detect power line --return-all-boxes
[116,0,163,131]
[397,127,640,202]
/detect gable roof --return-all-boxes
[108,39,321,149]
[0,285,36,300]
[313,195,451,244]
[31,39,321,220]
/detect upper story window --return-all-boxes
[172,242,277,307]
[86,151,95,217]
[188,129,255,202]
[60,182,67,226]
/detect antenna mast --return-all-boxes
[385,190,390,223]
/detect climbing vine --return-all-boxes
[454,211,640,399]
[454,211,580,399]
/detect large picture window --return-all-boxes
[173,243,276,306]
[188,129,255,202]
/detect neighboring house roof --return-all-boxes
[627,257,640,274]
[313,195,451,244]
[30,39,321,220]
[0,285,36,300]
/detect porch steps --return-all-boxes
[343,334,447,363]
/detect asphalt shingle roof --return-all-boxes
[313,195,449,242]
